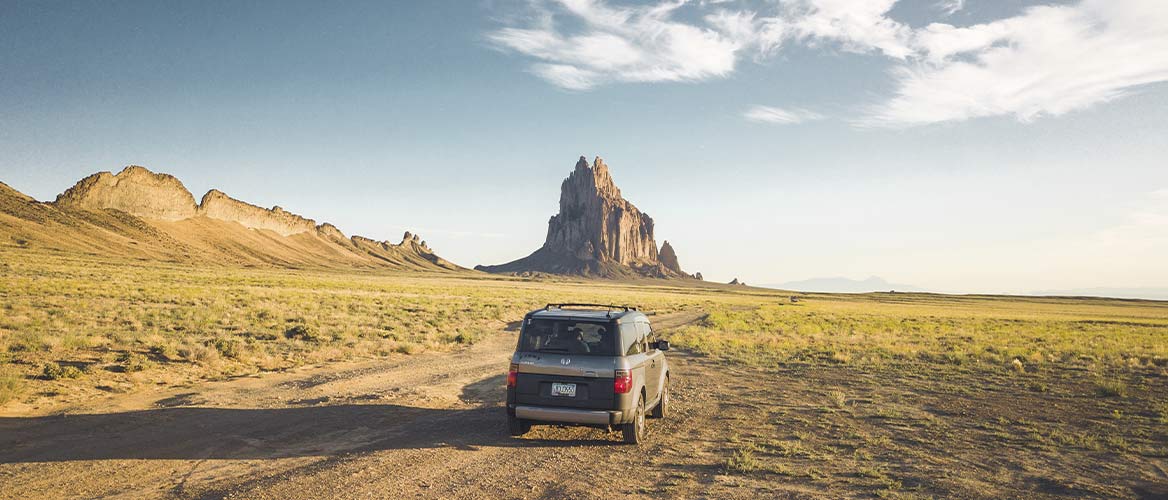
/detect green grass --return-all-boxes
[727,445,760,473]
[1095,379,1129,398]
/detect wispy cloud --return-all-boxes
[864,0,1168,127]
[490,0,1168,128]
[743,105,825,124]
[936,0,964,16]
[787,0,912,58]
[487,0,754,90]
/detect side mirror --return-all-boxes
[653,340,670,351]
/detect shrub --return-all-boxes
[394,342,422,355]
[1010,358,1025,374]
[727,448,759,473]
[452,330,481,345]
[207,338,242,359]
[1095,380,1128,398]
[148,343,178,361]
[0,369,24,405]
[117,352,152,373]
[828,389,848,409]
[178,342,220,364]
[284,324,323,342]
[42,362,83,380]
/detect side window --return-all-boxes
[636,323,650,353]
[622,323,642,355]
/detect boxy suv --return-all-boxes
[505,304,670,444]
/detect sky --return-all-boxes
[1,0,1166,295]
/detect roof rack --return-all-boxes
[545,303,638,312]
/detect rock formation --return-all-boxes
[27,165,462,272]
[476,156,689,279]
[55,166,198,221]
[315,222,348,243]
[199,190,317,237]
[659,241,682,274]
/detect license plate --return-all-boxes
[550,382,577,397]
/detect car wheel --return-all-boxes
[508,415,531,436]
[622,397,645,444]
[650,380,668,419]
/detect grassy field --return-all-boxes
[1,248,1165,409]
[0,249,715,407]
[2,248,1167,497]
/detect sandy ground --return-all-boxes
[1,310,1165,499]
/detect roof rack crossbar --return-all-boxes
[545,303,638,312]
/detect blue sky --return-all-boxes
[1,0,1166,294]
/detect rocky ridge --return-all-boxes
[199,190,318,237]
[17,165,460,271]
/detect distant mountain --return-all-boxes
[1,165,462,272]
[762,276,924,293]
[1029,287,1168,301]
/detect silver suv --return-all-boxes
[505,304,670,444]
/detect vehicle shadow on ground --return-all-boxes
[0,379,623,463]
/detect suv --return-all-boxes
[505,304,670,444]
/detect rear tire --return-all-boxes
[508,415,531,436]
[622,397,646,444]
[650,379,668,419]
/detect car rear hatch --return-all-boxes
[514,353,615,410]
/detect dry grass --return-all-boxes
[665,299,1167,373]
[2,247,1166,498]
[0,368,23,405]
[0,249,710,406]
[2,246,1167,423]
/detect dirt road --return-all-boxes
[0,312,721,499]
[2,310,1164,499]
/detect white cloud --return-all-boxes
[487,0,754,89]
[786,0,913,58]
[743,105,826,124]
[490,0,1168,129]
[864,0,1168,126]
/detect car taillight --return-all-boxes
[614,369,632,394]
[507,363,518,388]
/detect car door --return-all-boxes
[638,321,661,402]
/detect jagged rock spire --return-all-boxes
[659,241,681,274]
[477,155,688,279]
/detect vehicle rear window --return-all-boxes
[518,318,617,356]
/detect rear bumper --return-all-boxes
[514,405,625,425]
